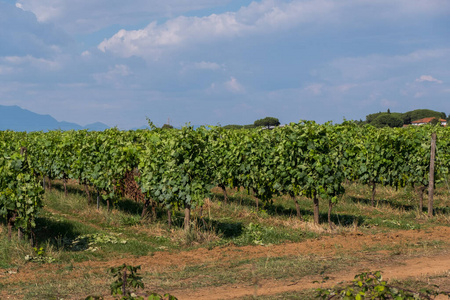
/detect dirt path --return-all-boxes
[1,226,449,299]
[179,253,450,299]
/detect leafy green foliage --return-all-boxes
[137,126,213,228]
[24,247,56,263]
[2,120,450,233]
[0,144,44,238]
[370,114,403,128]
[85,264,178,300]
[109,264,144,297]
[365,109,446,126]
[68,233,127,252]
[316,271,447,299]
[274,121,345,224]
[254,116,281,128]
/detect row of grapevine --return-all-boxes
[1,122,449,237]
[0,131,43,241]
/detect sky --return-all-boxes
[0,0,449,129]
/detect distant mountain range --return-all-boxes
[0,105,110,132]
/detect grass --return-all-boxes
[144,253,354,291]
[0,180,449,299]
[243,274,450,300]
[239,290,318,299]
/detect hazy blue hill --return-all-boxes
[83,122,110,131]
[0,105,109,131]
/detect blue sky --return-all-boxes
[1,0,449,128]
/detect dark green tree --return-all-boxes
[253,117,280,129]
[404,109,445,123]
[371,114,403,128]
[365,112,383,124]
[402,114,412,125]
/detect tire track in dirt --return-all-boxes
[75,226,450,271]
[178,254,450,299]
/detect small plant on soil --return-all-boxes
[316,271,448,299]
[68,233,127,252]
[85,263,178,300]
[108,264,144,298]
[24,246,55,263]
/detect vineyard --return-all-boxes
[1,122,450,299]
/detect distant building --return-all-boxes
[411,117,447,127]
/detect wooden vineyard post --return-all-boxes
[313,191,319,225]
[428,132,436,217]
[97,190,100,210]
[184,204,191,231]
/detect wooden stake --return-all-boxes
[371,182,376,207]
[428,132,436,217]
[313,191,319,225]
[168,209,172,229]
[184,204,191,231]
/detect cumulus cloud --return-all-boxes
[304,84,323,95]
[0,1,69,58]
[1,55,62,71]
[192,61,222,71]
[336,84,357,92]
[97,0,450,60]
[0,65,14,75]
[93,64,132,87]
[18,0,449,35]
[225,77,245,93]
[415,75,443,84]
[380,98,398,108]
[98,0,337,59]
[4,0,450,129]
[15,0,228,33]
[180,61,223,74]
[328,48,450,81]
[208,76,245,94]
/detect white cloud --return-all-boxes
[0,65,14,75]
[380,98,398,108]
[4,0,450,129]
[192,61,222,71]
[414,92,424,98]
[98,0,338,59]
[208,76,245,94]
[0,2,69,58]
[225,77,245,93]
[15,0,61,23]
[16,0,450,36]
[93,64,132,87]
[180,61,223,74]
[328,48,450,81]
[415,75,443,84]
[304,84,323,95]
[98,0,450,60]
[336,84,357,92]
[16,0,229,34]
[2,55,62,71]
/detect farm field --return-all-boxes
[0,181,449,299]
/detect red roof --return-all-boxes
[411,117,446,124]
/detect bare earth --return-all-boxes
[1,226,449,299]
